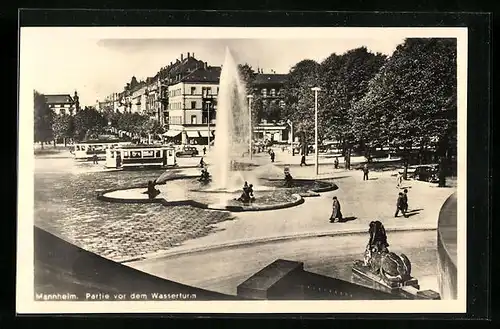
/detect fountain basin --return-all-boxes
[97,177,337,212]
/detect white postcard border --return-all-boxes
[17,26,468,314]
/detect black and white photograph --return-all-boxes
[17,26,467,314]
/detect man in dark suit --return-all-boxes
[395,192,408,218]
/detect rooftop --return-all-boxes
[253,73,288,85]
[45,94,74,104]
[180,67,222,84]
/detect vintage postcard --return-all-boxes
[17,26,467,314]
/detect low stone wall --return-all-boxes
[436,192,457,300]
[34,226,239,300]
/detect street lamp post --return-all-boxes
[247,95,254,159]
[207,100,212,150]
[287,119,293,155]
[311,87,321,176]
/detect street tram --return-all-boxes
[71,140,131,161]
[104,144,176,170]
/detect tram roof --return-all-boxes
[117,144,174,149]
[78,139,126,144]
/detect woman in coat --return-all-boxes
[330,196,343,223]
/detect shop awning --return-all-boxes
[164,130,181,137]
[199,131,211,137]
[186,131,200,138]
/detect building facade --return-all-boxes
[99,54,292,144]
[251,73,289,142]
[45,91,80,116]
[165,66,220,145]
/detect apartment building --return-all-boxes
[45,91,80,116]
[251,72,289,143]
[165,66,221,145]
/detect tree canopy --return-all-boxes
[351,38,457,184]
[281,59,321,143]
[33,91,54,147]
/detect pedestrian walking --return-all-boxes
[334,156,339,169]
[329,196,343,223]
[92,153,98,164]
[396,172,403,189]
[270,150,275,163]
[363,164,369,181]
[394,192,408,218]
[300,155,307,166]
[402,188,409,212]
[203,146,206,155]
[116,153,122,168]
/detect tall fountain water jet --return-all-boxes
[208,48,252,191]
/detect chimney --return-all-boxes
[192,52,195,58]
[204,62,207,69]
[187,52,190,58]
[181,53,184,61]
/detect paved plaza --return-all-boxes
[35,148,455,266]
[122,165,455,262]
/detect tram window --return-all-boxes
[143,150,154,158]
[76,146,80,151]
[155,150,161,158]
[168,150,172,156]
[111,151,115,158]
[123,151,129,158]
[130,151,142,158]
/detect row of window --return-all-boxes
[168,88,182,97]
[169,100,204,110]
[261,88,281,97]
[169,102,183,110]
[168,86,220,97]
[168,115,202,125]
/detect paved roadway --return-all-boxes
[128,230,438,296]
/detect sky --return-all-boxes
[20,27,463,106]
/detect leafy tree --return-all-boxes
[238,63,256,94]
[264,99,282,123]
[281,59,320,155]
[73,106,107,141]
[52,114,74,146]
[318,48,387,168]
[352,38,457,185]
[33,91,54,149]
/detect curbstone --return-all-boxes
[121,224,438,264]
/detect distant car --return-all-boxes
[176,146,199,157]
[410,165,439,182]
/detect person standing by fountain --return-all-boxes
[330,196,343,223]
[334,156,339,169]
